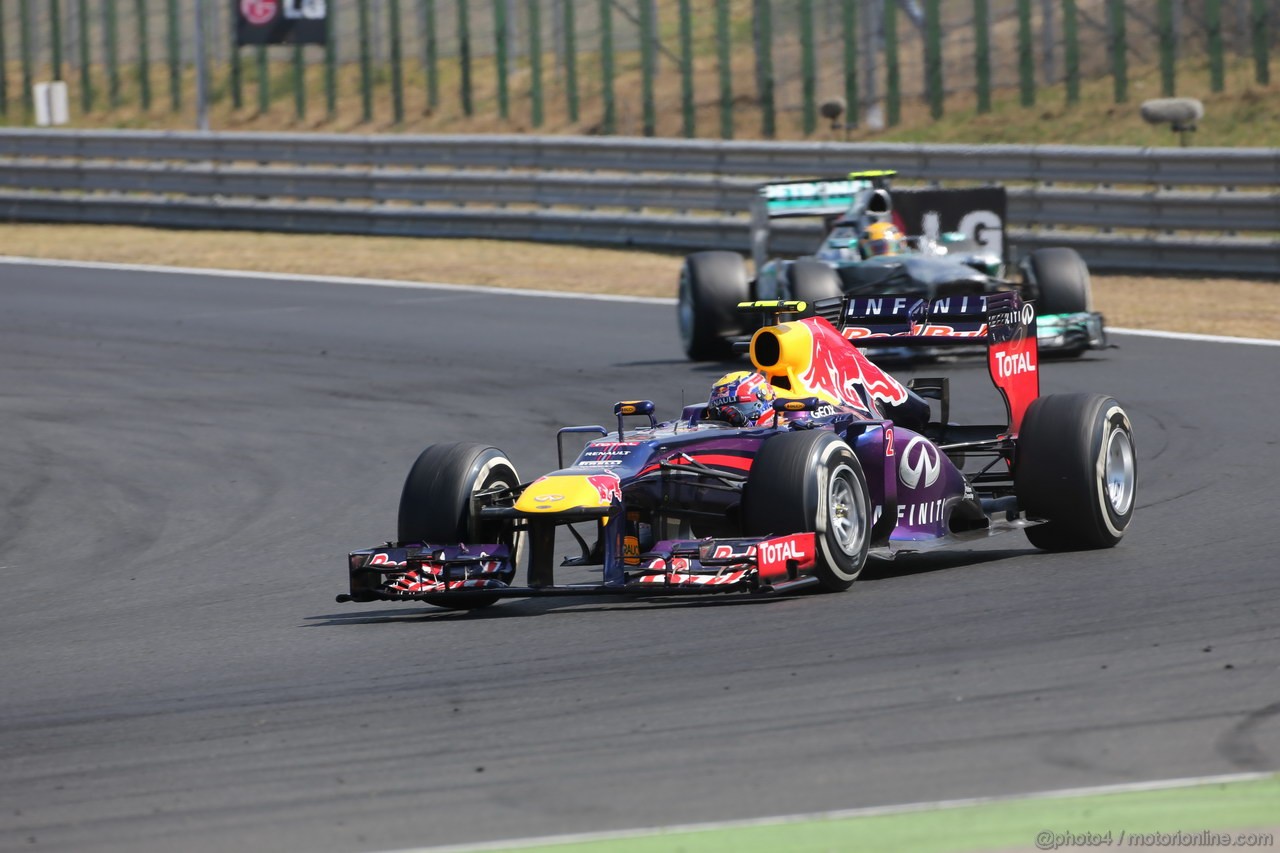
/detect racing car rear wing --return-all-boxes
[829,291,1041,433]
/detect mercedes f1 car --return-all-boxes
[678,171,1107,361]
[339,293,1136,611]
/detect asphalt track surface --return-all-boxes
[1,262,1277,853]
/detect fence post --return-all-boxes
[1063,0,1079,103]
[679,0,694,137]
[528,0,543,127]
[925,0,942,119]
[422,0,438,111]
[562,0,578,122]
[716,0,732,138]
[1017,0,1034,106]
[599,0,615,134]
[754,0,776,138]
[359,0,373,120]
[457,0,472,115]
[51,0,64,81]
[1159,0,1176,95]
[167,0,181,111]
[1251,0,1270,85]
[293,43,305,120]
[19,0,33,115]
[324,3,335,116]
[1206,0,1224,91]
[640,0,656,136]
[79,0,92,112]
[258,46,269,113]
[0,1,7,117]
[884,0,900,126]
[105,0,121,108]
[841,0,858,129]
[799,0,816,133]
[135,0,151,110]
[389,0,404,123]
[1109,0,1128,103]
[493,0,509,118]
[973,0,990,113]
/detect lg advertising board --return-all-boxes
[236,0,328,46]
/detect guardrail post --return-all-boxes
[599,0,615,134]
[457,0,473,116]
[800,0,816,134]
[841,0,857,130]
[973,0,990,113]
[924,0,942,119]
[716,0,732,138]
[753,0,776,138]
[883,0,900,126]
[640,0,656,136]
[1109,0,1128,103]
[1251,0,1270,85]
[563,0,578,122]
[136,0,151,110]
[1063,0,1079,104]
[1207,0,1224,92]
[79,0,93,112]
[678,0,694,137]
[528,0,543,128]
[1017,0,1034,106]
[494,0,509,119]
[168,0,181,111]
[389,0,404,123]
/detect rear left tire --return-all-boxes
[678,251,751,361]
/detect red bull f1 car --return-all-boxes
[339,294,1136,611]
[678,172,1107,361]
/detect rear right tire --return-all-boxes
[1016,393,1136,550]
[678,251,750,361]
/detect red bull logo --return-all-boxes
[587,473,622,503]
[799,319,908,409]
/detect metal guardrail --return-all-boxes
[0,130,1276,275]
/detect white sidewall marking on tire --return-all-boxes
[474,455,525,566]
[1095,405,1133,539]
[815,440,862,581]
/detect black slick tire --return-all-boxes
[1016,393,1136,551]
[397,443,523,610]
[1021,247,1092,316]
[787,260,844,312]
[742,431,871,591]
[678,251,750,361]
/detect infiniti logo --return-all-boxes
[899,436,940,489]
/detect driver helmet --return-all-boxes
[860,221,905,257]
[707,371,776,427]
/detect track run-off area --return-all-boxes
[0,258,1277,853]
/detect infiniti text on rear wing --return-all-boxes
[838,291,1041,432]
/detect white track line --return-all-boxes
[4,256,1277,345]
[385,771,1276,853]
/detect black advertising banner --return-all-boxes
[236,0,328,46]
[891,187,1009,263]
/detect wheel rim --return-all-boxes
[1103,428,1135,516]
[677,271,695,349]
[827,465,866,556]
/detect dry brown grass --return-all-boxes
[2,224,1276,340]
